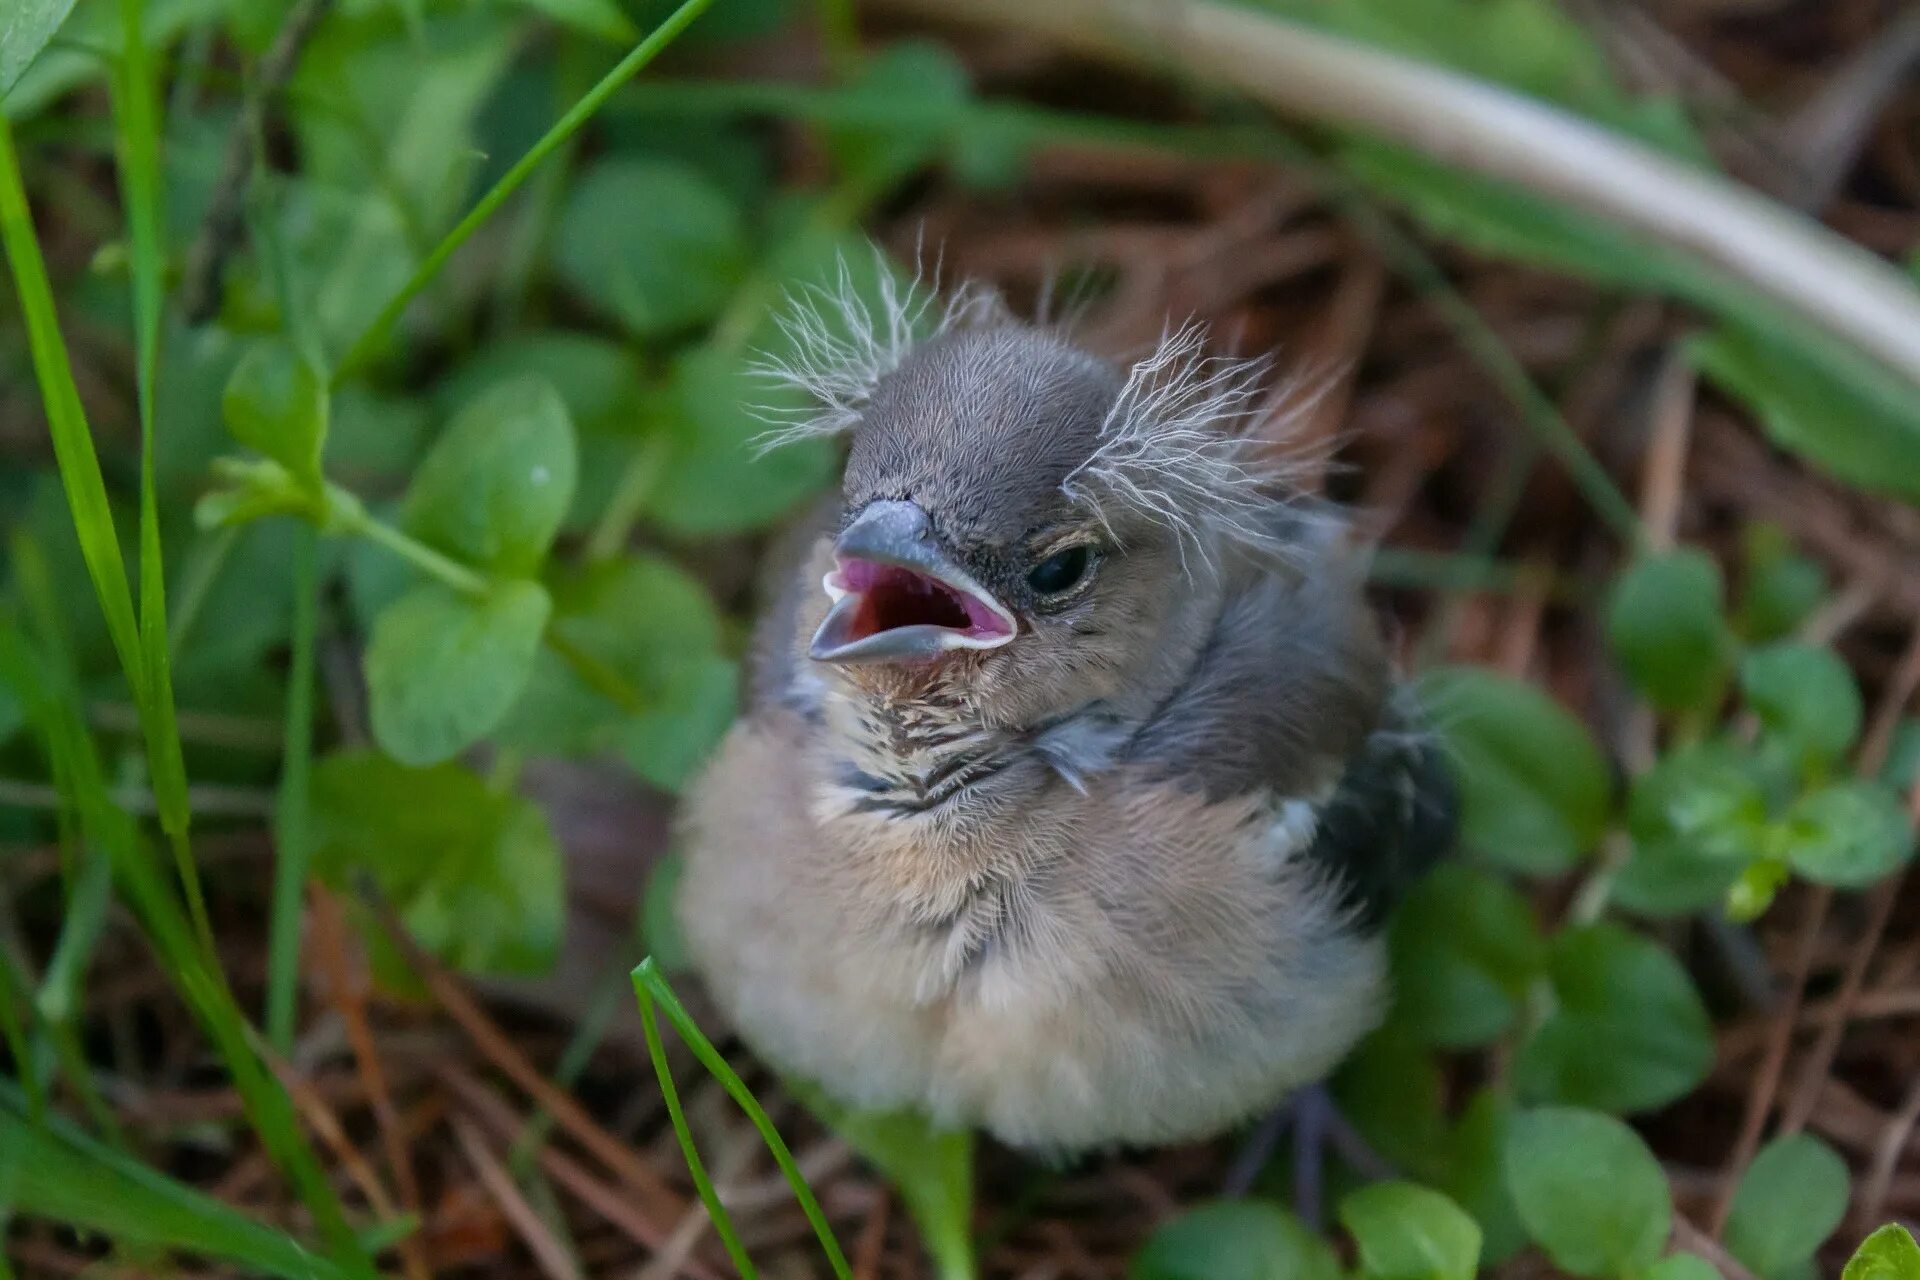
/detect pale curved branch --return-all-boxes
[880,0,1920,389]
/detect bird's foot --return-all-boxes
[1220,1084,1394,1225]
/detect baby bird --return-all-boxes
[676,279,1454,1153]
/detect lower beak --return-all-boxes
[810,500,1017,665]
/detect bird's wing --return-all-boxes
[1124,556,1456,925]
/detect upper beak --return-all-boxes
[810,500,1017,665]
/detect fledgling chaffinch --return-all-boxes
[675,277,1455,1153]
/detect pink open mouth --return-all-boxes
[832,558,1014,645]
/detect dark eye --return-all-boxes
[1027,545,1092,595]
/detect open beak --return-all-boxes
[810,500,1017,665]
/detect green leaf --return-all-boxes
[0,1086,348,1279]
[1694,322,1920,506]
[1646,1254,1723,1280]
[1606,548,1735,713]
[366,580,552,767]
[1388,864,1546,1048]
[1627,741,1771,863]
[1515,922,1713,1114]
[1844,1225,1920,1280]
[403,375,577,576]
[1505,1107,1671,1278]
[645,345,837,536]
[1131,1200,1341,1280]
[553,158,748,336]
[1737,524,1826,643]
[826,41,972,184]
[494,554,729,777]
[1779,781,1914,888]
[1883,718,1920,793]
[617,653,738,792]
[435,332,643,437]
[1338,1182,1481,1280]
[1610,833,1743,919]
[1740,643,1862,772]
[1421,666,1611,875]
[1725,1134,1850,1280]
[1334,1027,1451,1184]
[1618,739,1774,918]
[221,337,328,486]
[1439,1089,1527,1264]
[436,333,644,531]
[0,0,78,96]
[311,750,564,978]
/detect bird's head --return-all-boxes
[757,272,1325,727]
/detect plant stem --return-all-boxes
[265,524,319,1052]
[333,0,717,381]
[333,499,493,598]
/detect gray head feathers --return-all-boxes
[753,253,1328,567]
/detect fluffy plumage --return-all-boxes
[678,276,1455,1152]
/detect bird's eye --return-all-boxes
[1027,545,1092,595]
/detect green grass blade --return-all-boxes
[0,114,143,697]
[0,1081,349,1280]
[633,979,759,1280]
[332,0,715,381]
[632,958,855,1280]
[266,525,319,1052]
[0,949,43,1123]
[0,595,376,1276]
[112,0,212,951]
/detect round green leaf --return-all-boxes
[1505,1107,1671,1278]
[1439,1089,1526,1264]
[1627,741,1771,863]
[1130,1201,1340,1280]
[1389,865,1546,1049]
[1333,1027,1450,1183]
[1741,642,1862,771]
[1337,1181,1480,1280]
[1844,1225,1920,1280]
[1646,1254,1723,1280]
[1514,922,1713,1114]
[1726,1134,1850,1280]
[434,332,642,438]
[644,346,837,536]
[494,554,726,760]
[1780,781,1914,888]
[1611,835,1743,918]
[403,376,577,576]
[367,580,552,767]
[553,158,748,336]
[1738,524,1826,643]
[1420,666,1611,876]
[616,653,739,793]
[221,337,327,485]
[1882,718,1920,792]
[1606,548,1735,713]
[310,750,564,978]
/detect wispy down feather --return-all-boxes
[752,253,1332,569]
[749,248,1007,452]
[1062,321,1332,571]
